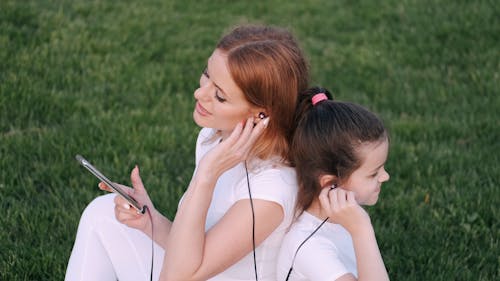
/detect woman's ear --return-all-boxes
[318,174,338,188]
[250,107,268,120]
[250,108,269,127]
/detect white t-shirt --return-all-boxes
[193,128,298,281]
[276,212,357,281]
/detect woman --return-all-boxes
[65,24,309,281]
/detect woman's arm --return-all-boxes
[161,118,273,280]
[318,188,389,281]
[163,188,283,280]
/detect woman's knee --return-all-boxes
[80,193,116,225]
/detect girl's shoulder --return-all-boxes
[288,212,349,244]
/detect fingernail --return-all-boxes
[98,182,104,189]
[262,117,270,128]
[123,203,130,210]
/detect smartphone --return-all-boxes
[76,155,145,214]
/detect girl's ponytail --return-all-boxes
[294,86,333,128]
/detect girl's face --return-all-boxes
[193,49,258,136]
[340,140,390,206]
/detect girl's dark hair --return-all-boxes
[291,87,388,212]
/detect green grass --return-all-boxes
[1,0,498,280]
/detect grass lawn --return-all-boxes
[1,0,498,280]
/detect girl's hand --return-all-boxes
[98,165,156,235]
[319,187,389,281]
[197,117,269,183]
[318,187,371,235]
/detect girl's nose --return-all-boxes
[379,169,390,183]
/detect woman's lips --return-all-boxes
[195,102,211,116]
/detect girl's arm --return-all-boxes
[349,223,388,281]
[161,118,275,281]
[318,188,389,281]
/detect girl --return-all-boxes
[65,25,309,281]
[277,87,390,281]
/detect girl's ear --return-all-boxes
[318,174,338,188]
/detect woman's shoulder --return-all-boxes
[249,158,297,186]
[231,158,297,208]
[249,155,293,172]
[197,127,217,143]
[195,128,219,162]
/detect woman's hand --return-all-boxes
[196,116,269,183]
[318,187,371,235]
[98,165,156,235]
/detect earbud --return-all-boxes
[258,112,266,119]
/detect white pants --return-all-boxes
[65,194,165,281]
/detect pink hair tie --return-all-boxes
[311,93,328,106]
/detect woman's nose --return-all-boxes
[194,83,212,101]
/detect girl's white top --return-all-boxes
[276,211,357,281]
[193,128,298,281]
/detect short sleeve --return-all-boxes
[233,165,297,221]
[293,236,349,281]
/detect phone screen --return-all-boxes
[76,155,145,214]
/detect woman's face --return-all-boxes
[193,49,257,136]
[340,140,390,206]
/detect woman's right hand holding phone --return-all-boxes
[98,165,157,236]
